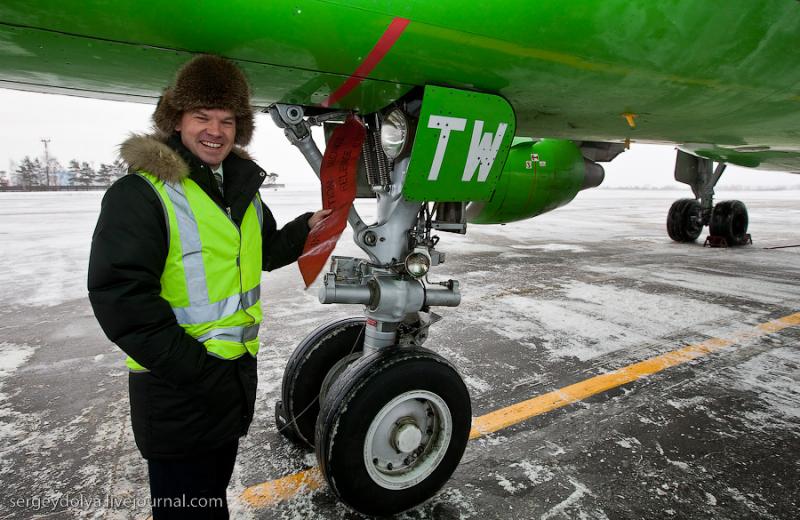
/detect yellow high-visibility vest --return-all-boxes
[126,171,263,371]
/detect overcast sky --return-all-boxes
[2,88,797,189]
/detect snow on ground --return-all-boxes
[0,191,102,307]
[583,264,800,306]
[0,342,35,378]
[510,460,555,486]
[0,342,37,441]
[469,280,739,361]
[0,187,798,519]
[539,478,607,520]
[511,244,588,253]
[729,346,800,428]
[1,188,797,308]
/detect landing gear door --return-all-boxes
[402,85,516,202]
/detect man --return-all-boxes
[88,54,328,518]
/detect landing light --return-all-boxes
[380,109,408,160]
[404,251,430,278]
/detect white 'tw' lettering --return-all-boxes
[427,115,467,180]
[462,121,507,182]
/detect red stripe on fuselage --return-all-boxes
[321,17,410,108]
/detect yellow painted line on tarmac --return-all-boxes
[469,336,737,438]
[241,467,325,508]
[241,312,800,508]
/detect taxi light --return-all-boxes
[380,109,408,160]
[404,251,430,278]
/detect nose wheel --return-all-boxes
[275,317,365,448]
[315,347,471,516]
[364,389,453,490]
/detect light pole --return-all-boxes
[41,138,51,187]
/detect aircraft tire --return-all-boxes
[667,198,703,242]
[710,200,749,245]
[277,317,365,448]
[315,347,471,516]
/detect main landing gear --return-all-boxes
[668,150,750,246]
[270,102,471,515]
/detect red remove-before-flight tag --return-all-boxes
[298,116,365,288]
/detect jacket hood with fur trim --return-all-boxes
[119,133,252,184]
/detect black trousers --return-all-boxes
[147,440,239,519]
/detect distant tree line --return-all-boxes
[4,155,281,190]
[6,156,127,189]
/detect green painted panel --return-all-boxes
[0,0,413,111]
[403,86,516,202]
[0,0,799,169]
[468,139,585,225]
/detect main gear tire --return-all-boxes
[667,198,703,242]
[276,317,365,448]
[710,200,749,246]
[315,347,471,516]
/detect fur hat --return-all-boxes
[153,54,254,146]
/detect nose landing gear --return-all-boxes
[270,101,471,515]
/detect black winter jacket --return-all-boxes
[88,134,311,459]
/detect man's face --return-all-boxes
[175,108,236,168]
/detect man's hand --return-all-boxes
[308,209,333,229]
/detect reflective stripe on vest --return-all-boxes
[197,324,260,344]
[252,196,263,229]
[172,285,260,325]
[165,181,209,307]
[126,172,264,371]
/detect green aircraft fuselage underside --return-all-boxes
[1,0,799,172]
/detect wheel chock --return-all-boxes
[703,234,752,247]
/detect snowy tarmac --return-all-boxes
[0,188,798,519]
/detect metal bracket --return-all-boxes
[268,104,367,235]
[397,311,442,347]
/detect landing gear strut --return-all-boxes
[270,102,469,515]
[669,150,750,245]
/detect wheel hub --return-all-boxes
[363,390,453,490]
[392,420,423,453]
